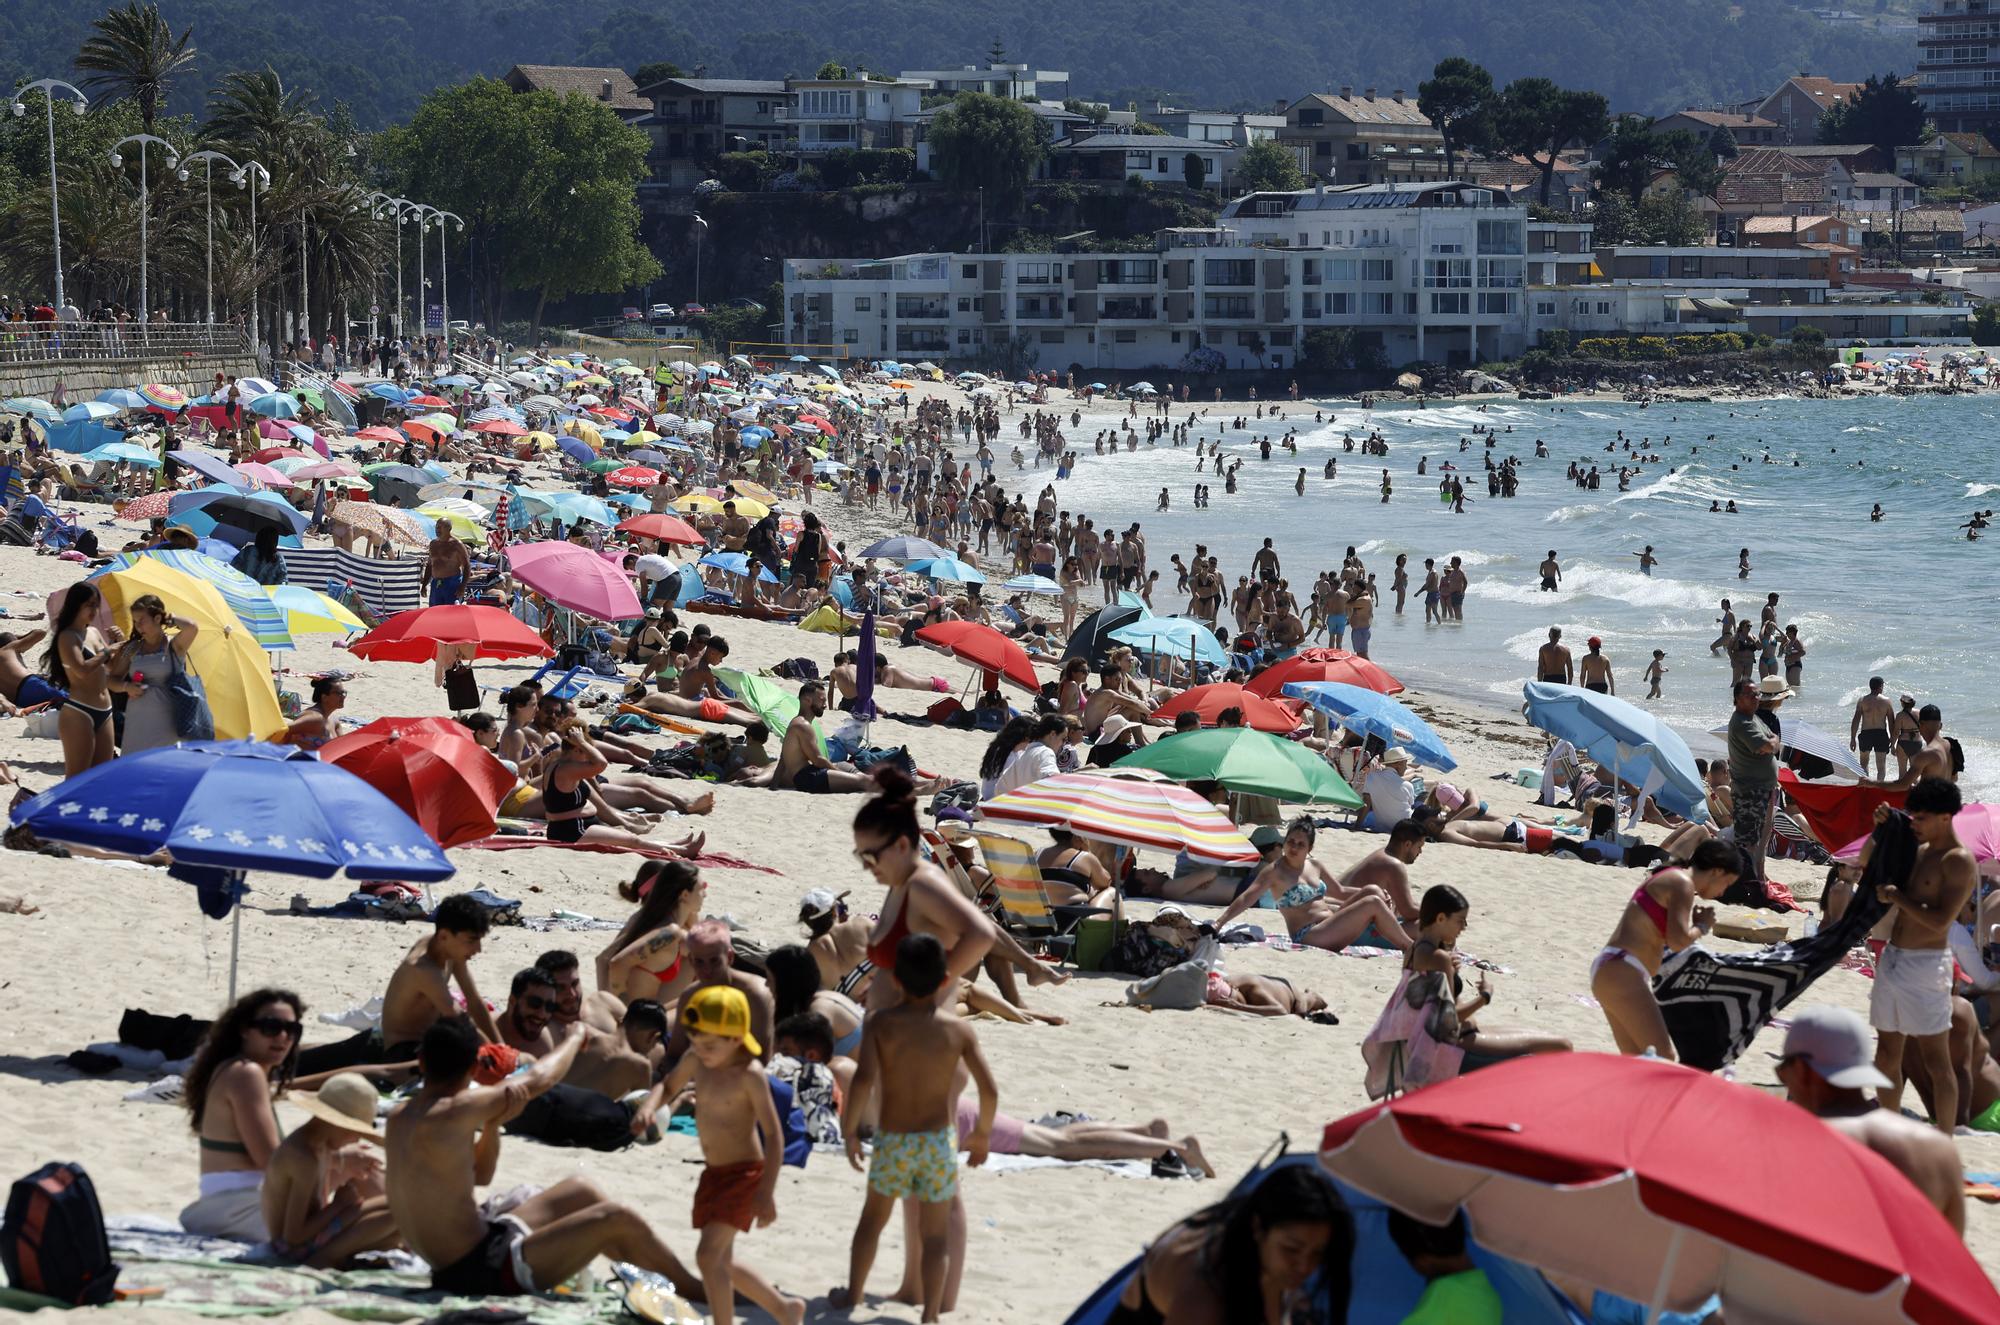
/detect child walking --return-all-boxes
[1644,649,1667,700]
[660,986,804,1325]
[832,934,998,1322]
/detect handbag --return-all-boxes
[164,647,215,741]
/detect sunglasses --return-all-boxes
[852,844,885,867]
[519,995,559,1014]
[249,1016,301,1040]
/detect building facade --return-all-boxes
[898,62,1070,101]
[1918,0,2000,132]
[779,75,926,153]
[1279,90,1447,185]
[634,77,790,191]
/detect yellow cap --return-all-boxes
[682,984,760,1056]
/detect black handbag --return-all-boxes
[164,647,214,741]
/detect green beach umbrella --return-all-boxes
[585,457,624,474]
[292,386,325,410]
[1114,728,1361,807]
[714,668,823,753]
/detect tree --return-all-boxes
[1302,326,1355,372]
[1594,115,1663,204]
[1818,74,1923,160]
[1235,138,1307,192]
[1589,191,1639,244]
[1416,57,1495,180]
[925,92,1048,201]
[632,61,685,90]
[1497,78,1608,206]
[1129,120,1168,136]
[1973,303,2000,347]
[1182,152,1206,191]
[73,1,197,135]
[1636,191,1705,245]
[815,61,849,81]
[1708,125,1738,160]
[1657,129,1723,199]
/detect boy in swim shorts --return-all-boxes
[833,934,997,1322]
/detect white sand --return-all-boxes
[0,406,1993,1321]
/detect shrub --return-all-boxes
[1788,324,1827,347]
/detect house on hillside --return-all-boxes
[503,65,651,119]
[1044,133,1237,187]
[633,75,790,192]
[1468,154,1590,213]
[1829,172,1922,212]
[781,72,927,154]
[898,61,1070,101]
[1775,143,1891,175]
[1740,75,1861,145]
[1279,88,1445,186]
[1652,109,1781,148]
[1896,132,2000,187]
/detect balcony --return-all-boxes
[894,300,949,319]
[1100,297,1157,320]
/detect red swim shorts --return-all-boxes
[692,1160,764,1232]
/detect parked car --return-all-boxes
[648,303,676,319]
[681,303,707,316]
[724,298,765,312]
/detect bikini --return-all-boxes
[58,639,112,728]
[1593,873,1672,982]
[1040,848,1095,892]
[868,891,914,969]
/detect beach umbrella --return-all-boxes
[604,491,647,513]
[979,770,1259,865]
[538,492,617,527]
[404,394,450,409]
[1063,600,1148,670]
[1521,681,1707,822]
[1834,801,2000,875]
[168,486,308,537]
[9,740,455,997]
[472,418,529,437]
[907,556,987,584]
[607,465,660,487]
[233,461,296,490]
[137,383,189,412]
[288,460,361,482]
[404,413,460,443]
[248,392,298,419]
[728,479,780,505]
[414,505,484,540]
[1319,1053,2000,1325]
[252,445,314,464]
[349,604,554,663]
[95,564,286,737]
[83,441,161,467]
[91,549,293,650]
[350,426,405,445]
[628,447,669,466]
[1116,727,1360,807]
[813,460,851,477]
[1247,648,1405,698]
[698,552,779,585]
[1284,681,1457,772]
[617,513,705,546]
[914,620,1039,693]
[2,397,60,421]
[266,584,367,635]
[65,401,123,422]
[1704,715,1865,781]
[857,534,947,562]
[555,434,595,466]
[1150,682,1299,734]
[115,490,175,523]
[713,667,808,739]
[95,388,150,411]
[169,449,252,489]
[320,718,515,850]
[366,382,416,404]
[1108,614,1228,667]
[1000,573,1060,596]
[507,540,644,621]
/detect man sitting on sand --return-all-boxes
[658,921,776,1073]
[767,680,875,793]
[386,1016,703,1297]
[535,948,625,1036]
[1338,820,1428,921]
[296,894,501,1076]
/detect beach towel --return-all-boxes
[1652,810,1913,1071]
[1778,770,1905,856]
[459,836,781,875]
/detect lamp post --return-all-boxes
[693,212,708,309]
[110,133,179,321]
[11,79,89,312]
[237,160,270,361]
[368,194,414,336]
[179,149,243,324]
[430,208,463,358]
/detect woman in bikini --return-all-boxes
[180,988,307,1241]
[46,582,119,777]
[598,860,705,1006]
[1055,656,1090,722]
[1035,828,1118,908]
[281,677,347,751]
[850,766,995,1014]
[1591,838,1742,1059]
[764,944,866,1059]
[1210,817,1412,954]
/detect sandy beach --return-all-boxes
[0,374,1995,1323]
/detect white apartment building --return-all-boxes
[779,74,927,152]
[782,183,1533,371]
[899,61,1070,101]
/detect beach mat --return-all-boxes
[461,836,781,875]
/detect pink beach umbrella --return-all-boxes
[505,539,643,622]
[1836,802,2000,877]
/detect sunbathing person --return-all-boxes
[764,679,876,793]
[295,895,502,1076]
[1413,805,1567,855]
[1591,840,1741,1059]
[1903,994,2000,1134]
[564,999,669,1099]
[1036,828,1118,908]
[1336,820,1428,921]
[0,628,58,712]
[386,1016,702,1299]
[260,1074,400,1268]
[599,860,706,1006]
[799,888,875,1000]
[953,1097,1213,1176]
[1206,972,1333,1019]
[539,718,709,854]
[765,944,866,1059]
[181,988,307,1240]
[1210,817,1413,954]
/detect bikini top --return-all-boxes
[1633,869,1674,935]
[868,889,914,969]
[1040,848,1093,888]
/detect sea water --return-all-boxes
[1022,392,2000,802]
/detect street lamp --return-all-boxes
[236,160,270,360]
[110,133,179,321]
[179,149,242,324]
[12,79,89,312]
[431,209,463,358]
[364,191,405,336]
[693,212,708,309]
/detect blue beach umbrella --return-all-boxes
[907,556,987,584]
[367,382,416,404]
[249,392,299,419]
[1108,615,1229,667]
[539,491,616,527]
[64,401,123,422]
[9,741,455,998]
[1001,573,1061,595]
[1283,681,1457,772]
[83,442,162,468]
[170,449,252,489]
[556,434,595,465]
[857,534,947,562]
[699,551,779,584]
[95,388,150,410]
[1521,681,1708,822]
[2,397,60,421]
[171,486,309,536]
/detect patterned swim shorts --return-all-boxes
[868,1126,959,1203]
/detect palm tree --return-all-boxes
[74,2,198,135]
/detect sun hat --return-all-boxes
[1781,1006,1893,1090]
[1756,676,1794,701]
[1380,747,1412,767]
[294,1072,382,1135]
[683,985,761,1056]
[1098,714,1137,744]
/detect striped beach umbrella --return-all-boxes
[91,550,294,650]
[978,769,1259,865]
[138,383,190,411]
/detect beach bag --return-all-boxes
[1,1161,118,1306]
[443,663,481,712]
[0,518,32,548]
[164,648,215,742]
[1125,959,1209,1010]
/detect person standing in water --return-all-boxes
[1538,551,1562,592]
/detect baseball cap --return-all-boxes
[1587,636,1602,648]
[798,887,848,921]
[683,985,761,1056]
[1781,1006,1892,1090]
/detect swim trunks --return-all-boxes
[1539,673,1567,685]
[692,1160,765,1232]
[792,766,832,793]
[1869,944,1952,1036]
[1585,681,1609,694]
[1327,614,1347,637]
[1351,627,1370,656]
[428,574,464,606]
[1858,728,1890,754]
[429,1216,534,1296]
[868,1126,958,1202]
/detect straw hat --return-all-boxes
[1756,676,1794,702]
[293,1073,381,1136]
[1380,746,1413,768]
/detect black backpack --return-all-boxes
[1,1162,119,1306]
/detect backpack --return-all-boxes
[1,1162,119,1306]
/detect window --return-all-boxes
[1158,157,1168,172]
[1236,331,1263,346]
[1535,299,1556,316]
[1323,258,1355,282]
[853,296,872,312]
[1536,231,1558,252]
[1203,294,1254,318]
[801,89,855,116]
[1678,257,1703,278]
[1430,292,1470,314]
[1423,259,1471,289]
[961,264,977,279]
[1268,329,1294,346]
[1362,292,1395,315]
[1477,219,1522,254]
[1096,259,1157,284]
[841,329,859,343]
[1324,292,1352,314]
[1203,259,1256,285]
[1477,292,1514,314]
[1100,296,1156,319]
[1016,261,1055,284]
[895,296,947,319]
[1038,329,1065,343]
[957,296,974,312]
[1428,241,1465,255]
[1596,301,1612,315]
[1476,259,1522,288]
[1361,259,1394,281]
[1114,329,1137,342]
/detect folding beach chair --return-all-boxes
[972,830,1115,967]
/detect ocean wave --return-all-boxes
[1843,424,1883,434]
[1546,503,1601,524]
[1967,482,2000,499]
[1441,548,1514,567]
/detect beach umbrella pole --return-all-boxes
[225,871,247,1003]
[1643,1225,1684,1325]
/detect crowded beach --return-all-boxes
[0,346,1995,1324]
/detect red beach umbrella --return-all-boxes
[471,419,528,437]
[252,446,312,464]
[616,513,705,546]
[348,604,553,663]
[606,465,661,488]
[319,717,515,849]
[1150,682,1299,733]
[1320,1053,2000,1325]
[1246,647,1404,697]
[914,620,1039,693]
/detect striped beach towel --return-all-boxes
[278,547,422,620]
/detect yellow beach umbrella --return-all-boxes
[562,419,603,449]
[414,505,485,540]
[97,563,285,740]
[628,429,662,445]
[266,585,367,634]
[673,493,726,513]
[525,431,557,451]
[729,480,780,506]
[579,374,612,387]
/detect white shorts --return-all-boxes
[1869,944,1953,1036]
